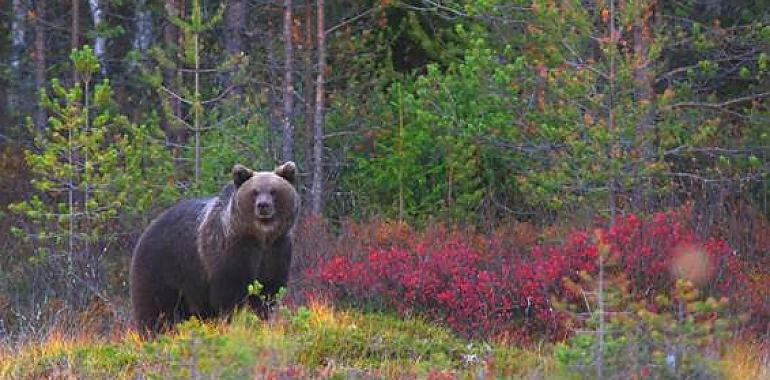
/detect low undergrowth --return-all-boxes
[0,303,549,379]
[2,303,767,379]
[3,210,770,378]
[304,210,767,343]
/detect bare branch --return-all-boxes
[660,92,770,112]
[159,85,193,105]
[401,1,468,18]
[201,85,237,105]
[663,145,770,157]
[655,50,761,85]
[168,113,193,129]
[664,171,765,184]
[325,6,378,36]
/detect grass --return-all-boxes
[2,301,767,379]
[0,302,550,379]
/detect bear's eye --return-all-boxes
[270,189,276,196]
[252,189,260,197]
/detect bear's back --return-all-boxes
[131,198,212,288]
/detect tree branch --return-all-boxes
[159,85,193,105]
[325,6,378,36]
[660,92,770,112]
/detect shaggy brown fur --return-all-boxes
[130,162,299,335]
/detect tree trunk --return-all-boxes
[33,0,47,131]
[162,0,185,154]
[225,0,245,56]
[224,0,245,96]
[72,0,80,83]
[631,0,657,209]
[633,0,657,156]
[302,0,315,174]
[132,0,153,56]
[8,0,28,117]
[193,29,201,187]
[88,0,107,75]
[266,9,281,159]
[281,0,295,162]
[310,0,325,215]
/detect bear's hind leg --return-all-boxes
[132,282,186,337]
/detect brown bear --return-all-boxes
[130,162,299,335]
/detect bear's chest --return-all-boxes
[216,240,265,277]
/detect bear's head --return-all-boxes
[230,162,299,241]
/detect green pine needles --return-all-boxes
[11,46,177,298]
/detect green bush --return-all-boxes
[555,277,732,379]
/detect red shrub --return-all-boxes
[599,212,746,299]
[304,211,758,342]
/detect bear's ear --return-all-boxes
[274,161,296,184]
[232,164,254,187]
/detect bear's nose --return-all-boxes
[256,200,272,214]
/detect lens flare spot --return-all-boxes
[670,244,714,285]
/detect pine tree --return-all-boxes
[154,0,227,190]
[10,46,177,304]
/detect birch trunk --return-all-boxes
[633,0,657,157]
[33,0,47,131]
[631,0,657,207]
[72,0,80,83]
[87,0,107,75]
[281,0,295,162]
[132,0,153,56]
[224,0,245,95]
[267,10,281,158]
[302,0,315,172]
[162,0,185,152]
[8,0,28,115]
[310,0,325,215]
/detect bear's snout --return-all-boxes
[255,196,274,219]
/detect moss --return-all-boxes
[1,305,548,379]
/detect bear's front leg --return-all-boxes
[208,273,250,318]
[245,294,270,319]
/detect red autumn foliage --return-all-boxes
[299,211,766,342]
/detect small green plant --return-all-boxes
[246,279,264,297]
[246,279,287,313]
[555,275,732,379]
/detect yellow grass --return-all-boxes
[721,342,770,380]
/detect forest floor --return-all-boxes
[2,302,769,379]
[1,302,551,379]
